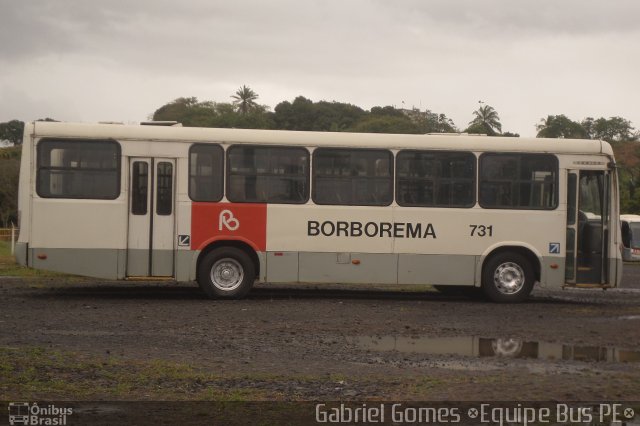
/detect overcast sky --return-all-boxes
[1,0,639,136]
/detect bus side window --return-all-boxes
[226,146,309,204]
[313,148,393,206]
[189,144,224,202]
[396,150,475,208]
[156,162,173,215]
[479,153,558,210]
[131,161,148,215]
[36,139,121,200]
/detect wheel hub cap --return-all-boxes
[494,262,525,295]
[211,258,244,291]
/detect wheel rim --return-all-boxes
[493,262,525,295]
[210,258,244,291]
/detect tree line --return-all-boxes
[151,87,511,136]
[151,86,639,142]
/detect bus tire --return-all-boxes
[482,252,534,303]
[198,247,255,299]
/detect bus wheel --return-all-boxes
[482,252,534,303]
[198,247,255,299]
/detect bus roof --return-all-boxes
[30,121,613,156]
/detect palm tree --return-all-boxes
[231,85,259,115]
[468,104,502,135]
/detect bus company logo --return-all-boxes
[8,402,73,425]
[218,209,240,231]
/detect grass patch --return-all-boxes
[0,346,460,401]
[0,240,12,257]
[0,346,274,401]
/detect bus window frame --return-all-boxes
[312,147,394,207]
[478,152,559,210]
[35,138,122,200]
[188,143,224,203]
[225,144,310,205]
[395,149,476,209]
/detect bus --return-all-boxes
[15,121,623,302]
[621,214,640,261]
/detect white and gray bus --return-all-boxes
[16,121,623,302]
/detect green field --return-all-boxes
[0,346,276,400]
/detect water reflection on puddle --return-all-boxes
[347,336,640,363]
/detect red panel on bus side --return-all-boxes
[191,203,267,251]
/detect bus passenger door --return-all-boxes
[565,170,610,286]
[127,158,176,277]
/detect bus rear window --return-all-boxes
[36,139,121,199]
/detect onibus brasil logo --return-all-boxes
[8,402,73,425]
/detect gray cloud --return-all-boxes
[1,0,639,135]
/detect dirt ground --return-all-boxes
[1,263,640,404]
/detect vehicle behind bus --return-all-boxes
[621,214,640,261]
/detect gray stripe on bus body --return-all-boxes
[176,249,198,282]
[126,249,179,278]
[398,254,477,286]
[152,250,174,277]
[264,251,478,286]
[257,251,267,282]
[265,251,298,283]
[29,248,122,280]
[540,256,565,289]
[298,252,398,284]
[28,248,183,281]
[20,247,617,290]
[126,249,149,277]
[117,249,127,278]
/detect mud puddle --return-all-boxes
[347,335,640,363]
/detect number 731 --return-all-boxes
[470,225,493,237]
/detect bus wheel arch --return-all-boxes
[480,246,540,303]
[196,240,260,299]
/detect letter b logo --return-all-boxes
[219,209,240,231]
